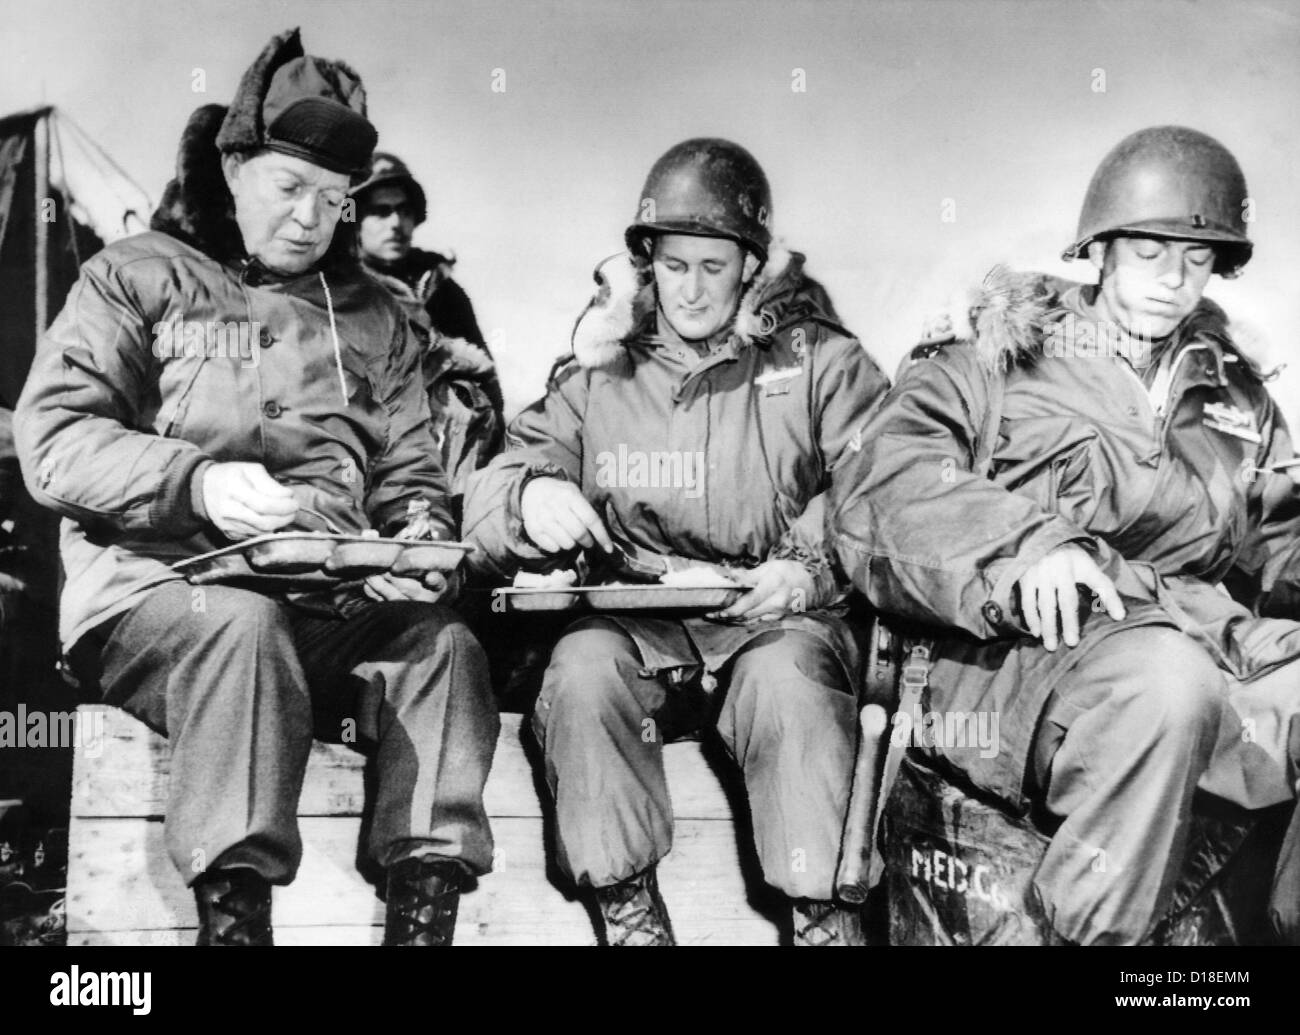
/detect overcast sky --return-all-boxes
[4,0,1298,417]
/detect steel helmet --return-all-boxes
[351,152,428,225]
[1062,126,1252,276]
[625,138,773,261]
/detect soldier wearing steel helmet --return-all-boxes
[349,153,505,509]
[831,125,1300,944]
[465,138,890,945]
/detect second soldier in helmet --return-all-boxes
[465,138,889,944]
[351,153,505,511]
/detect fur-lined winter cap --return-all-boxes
[216,28,377,177]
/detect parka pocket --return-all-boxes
[156,356,209,440]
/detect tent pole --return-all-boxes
[34,110,49,338]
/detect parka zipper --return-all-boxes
[1117,342,1213,457]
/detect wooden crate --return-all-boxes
[67,705,782,946]
[883,753,1287,945]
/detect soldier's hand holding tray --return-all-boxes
[363,570,454,604]
[707,559,816,622]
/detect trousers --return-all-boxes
[1027,624,1300,944]
[532,617,857,899]
[85,582,499,885]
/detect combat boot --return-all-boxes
[383,855,466,946]
[791,899,866,946]
[593,866,676,946]
[193,868,273,946]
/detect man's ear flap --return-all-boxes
[220,152,244,194]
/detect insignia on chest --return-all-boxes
[1202,401,1261,443]
[754,364,803,396]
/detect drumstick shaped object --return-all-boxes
[835,703,890,904]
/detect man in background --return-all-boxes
[353,154,504,506]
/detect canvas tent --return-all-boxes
[0,107,150,751]
[0,106,151,409]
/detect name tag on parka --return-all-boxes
[753,365,803,396]
[1203,401,1261,443]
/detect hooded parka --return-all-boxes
[463,244,889,899]
[831,269,1300,810]
[464,245,889,677]
[831,268,1300,942]
[12,94,498,894]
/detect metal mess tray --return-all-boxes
[173,533,474,589]
[492,583,743,613]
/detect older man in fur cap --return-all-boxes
[15,28,498,946]
[465,139,889,945]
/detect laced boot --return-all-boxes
[383,855,466,946]
[593,866,676,946]
[791,899,866,946]
[193,868,273,946]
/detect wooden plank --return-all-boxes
[72,706,736,821]
[71,705,367,818]
[67,815,780,946]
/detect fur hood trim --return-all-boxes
[570,242,801,369]
[965,265,1069,372]
[432,335,496,377]
[947,265,1261,377]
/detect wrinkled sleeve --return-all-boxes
[461,361,589,579]
[828,346,1095,639]
[15,253,211,538]
[363,316,456,538]
[769,334,890,607]
[1232,394,1300,617]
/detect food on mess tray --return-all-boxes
[245,536,338,573]
[659,566,740,588]
[512,569,580,589]
[390,541,475,575]
[325,540,407,574]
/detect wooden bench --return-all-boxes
[67,705,783,945]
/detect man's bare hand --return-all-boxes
[520,477,613,554]
[363,571,453,604]
[1015,543,1126,651]
[201,462,298,540]
[708,560,815,622]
